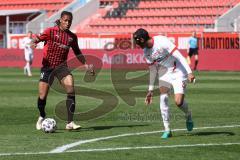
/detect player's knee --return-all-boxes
[63,75,73,84]
[39,88,48,99]
[66,88,75,95]
[64,81,74,94]
[175,99,184,107]
[39,92,47,100]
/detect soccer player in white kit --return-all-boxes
[133,28,195,138]
[23,31,34,76]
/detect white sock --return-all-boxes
[24,65,27,74]
[160,94,170,131]
[179,100,192,120]
[26,62,32,76]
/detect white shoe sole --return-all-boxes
[65,126,81,130]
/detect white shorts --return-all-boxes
[24,52,33,62]
[158,70,187,94]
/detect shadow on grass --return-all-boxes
[56,124,149,132]
[190,131,235,136]
[83,124,149,131]
[176,131,235,137]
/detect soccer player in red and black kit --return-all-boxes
[32,11,94,130]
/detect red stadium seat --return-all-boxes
[75,0,240,33]
[0,0,73,17]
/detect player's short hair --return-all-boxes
[133,28,150,45]
[55,11,73,26]
[61,11,73,19]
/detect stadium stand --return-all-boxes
[0,0,239,48]
[0,0,73,17]
[0,0,74,47]
[75,0,240,33]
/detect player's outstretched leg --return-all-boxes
[186,111,194,131]
[36,82,49,130]
[36,97,46,130]
[193,55,199,71]
[36,116,44,130]
[160,94,172,139]
[24,65,27,75]
[66,122,81,130]
[65,94,81,130]
[177,99,194,131]
[62,75,81,130]
[194,60,198,71]
[187,56,191,65]
[174,93,194,131]
[26,62,32,76]
[161,131,173,139]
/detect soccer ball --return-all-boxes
[41,118,57,133]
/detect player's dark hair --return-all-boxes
[55,11,73,26]
[133,28,150,45]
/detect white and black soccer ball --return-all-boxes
[41,118,57,133]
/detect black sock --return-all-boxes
[66,94,75,123]
[38,97,46,118]
[194,60,198,70]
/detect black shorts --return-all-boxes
[188,48,198,57]
[39,65,72,85]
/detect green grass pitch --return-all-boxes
[0,68,239,160]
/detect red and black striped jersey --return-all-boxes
[35,26,83,68]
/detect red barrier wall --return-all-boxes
[0,49,239,71]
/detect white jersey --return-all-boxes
[144,36,192,93]
[22,37,33,54]
[144,35,188,78]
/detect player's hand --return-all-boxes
[188,73,195,83]
[85,64,95,76]
[30,43,37,49]
[145,91,153,105]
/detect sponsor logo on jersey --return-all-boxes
[68,37,73,43]
[40,72,45,79]
[152,48,169,62]
[53,42,70,49]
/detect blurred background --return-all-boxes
[0,0,240,70]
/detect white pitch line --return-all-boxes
[1,142,240,156]
[0,79,38,83]
[0,124,239,157]
[50,124,240,153]
[68,142,240,153]
[0,151,50,156]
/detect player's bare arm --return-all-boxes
[188,73,195,83]
[145,90,153,105]
[72,35,95,76]
[172,49,196,83]
[30,39,37,49]
[76,54,95,76]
